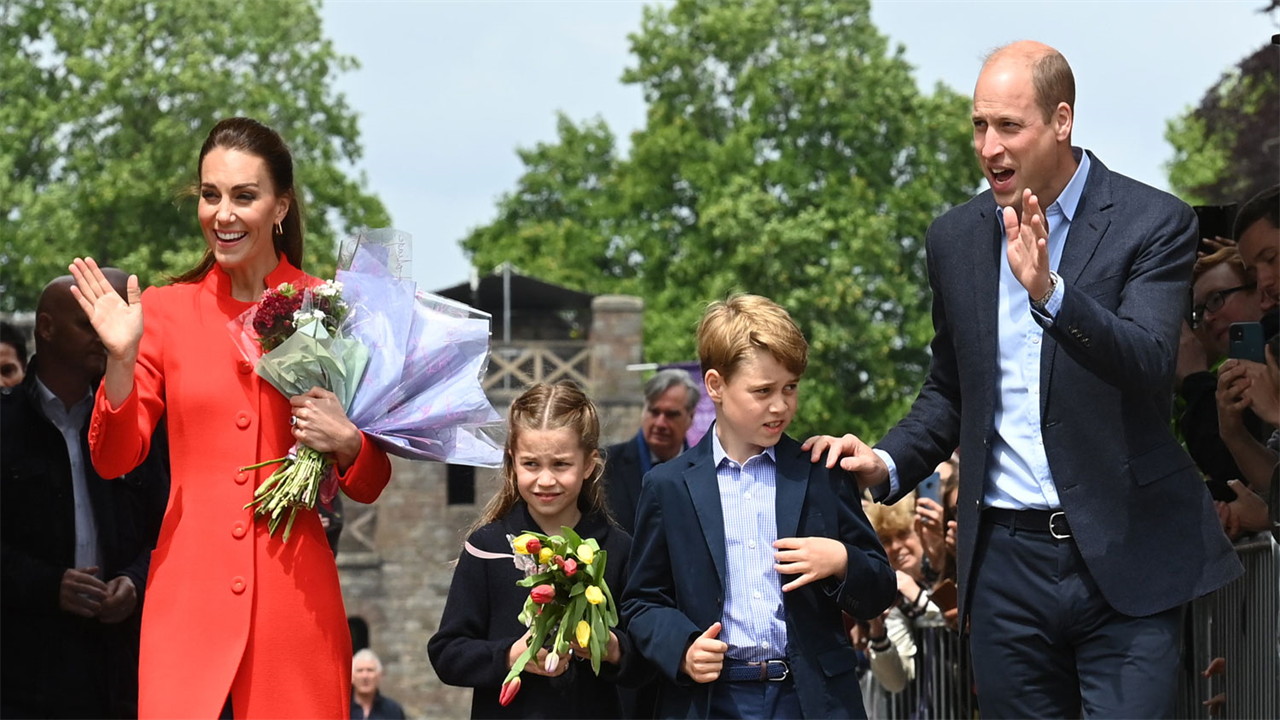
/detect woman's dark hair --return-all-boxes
[173,117,305,284]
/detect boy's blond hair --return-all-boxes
[696,294,808,381]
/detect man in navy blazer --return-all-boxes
[808,42,1241,717]
[623,295,895,720]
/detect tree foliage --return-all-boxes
[1166,37,1279,206]
[466,0,981,439]
[1,0,388,311]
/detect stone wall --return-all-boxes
[337,293,644,718]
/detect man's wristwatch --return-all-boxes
[1033,272,1059,310]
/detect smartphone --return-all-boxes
[917,472,941,504]
[1205,476,1239,503]
[930,579,958,613]
[1228,322,1266,363]
[1192,204,1237,254]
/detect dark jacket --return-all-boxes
[622,432,896,720]
[1179,369,1272,491]
[1,362,170,718]
[428,503,645,719]
[875,153,1242,620]
[602,437,644,536]
[350,691,407,720]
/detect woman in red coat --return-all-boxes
[70,117,391,719]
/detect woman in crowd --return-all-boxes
[70,117,392,718]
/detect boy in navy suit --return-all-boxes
[622,294,896,719]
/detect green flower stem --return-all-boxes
[242,444,333,542]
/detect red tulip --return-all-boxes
[525,538,542,555]
[563,558,578,577]
[553,555,565,570]
[530,584,556,604]
[499,677,521,706]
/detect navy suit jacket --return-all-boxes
[622,431,896,719]
[603,437,645,536]
[875,153,1242,620]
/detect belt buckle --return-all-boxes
[765,659,790,682]
[1049,511,1070,539]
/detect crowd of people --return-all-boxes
[2,35,1277,720]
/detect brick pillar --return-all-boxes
[589,295,645,444]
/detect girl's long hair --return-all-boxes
[469,381,611,535]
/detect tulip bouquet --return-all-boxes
[498,526,618,706]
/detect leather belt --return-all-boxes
[722,659,790,682]
[983,507,1071,539]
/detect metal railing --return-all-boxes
[1175,535,1279,720]
[859,536,1278,719]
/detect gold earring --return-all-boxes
[274,221,283,236]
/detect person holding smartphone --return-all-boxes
[1215,188,1280,504]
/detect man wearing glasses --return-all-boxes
[1178,246,1268,508]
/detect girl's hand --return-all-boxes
[571,630,622,665]
[69,257,142,363]
[507,631,569,678]
[290,387,362,470]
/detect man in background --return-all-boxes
[1,271,169,718]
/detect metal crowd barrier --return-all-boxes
[1175,535,1279,720]
[861,624,977,720]
[860,537,1278,719]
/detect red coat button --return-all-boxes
[235,471,249,485]
[236,412,250,429]
[232,522,247,539]
[231,577,246,594]
[238,361,253,375]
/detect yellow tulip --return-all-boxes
[585,585,605,605]
[576,620,591,648]
[539,547,555,564]
[577,544,595,564]
[513,534,537,555]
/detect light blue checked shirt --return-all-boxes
[711,427,790,662]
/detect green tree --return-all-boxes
[465,0,980,438]
[1165,36,1278,206]
[1,0,388,311]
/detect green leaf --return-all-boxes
[1,0,390,312]
[460,0,985,440]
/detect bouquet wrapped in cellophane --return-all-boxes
[498,527,618,706]
[230,228,504,541]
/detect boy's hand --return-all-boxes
[681,622,727,683]
[773,536,847,591]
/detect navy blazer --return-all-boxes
[876,153,1242,620]
[622,432,895,719]
[602,438,645,536]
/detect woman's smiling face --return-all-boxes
[198,147,288,277]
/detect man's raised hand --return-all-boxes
[1004,189,1052,299]
[801,433,888,489]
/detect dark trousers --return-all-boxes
[969,518,1183,719]
[709,676,803,719]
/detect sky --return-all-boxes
[320,0,1275,293]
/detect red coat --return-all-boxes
[88,258,392,719]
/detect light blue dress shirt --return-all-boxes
[711,427,790,661]
[879,149,1091,511]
